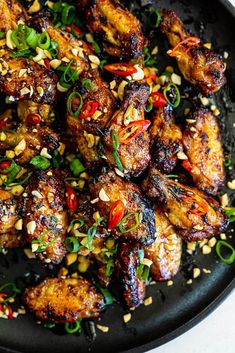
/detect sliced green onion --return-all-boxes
[38,32,51,49]
[97,285,115,305]
[0,283,21,297]
[67,91,83,117]
[99,59,107,70]
[92,41,101,54]
[118,212,140,234]
[112,151,124,172]
[137,264,150,281]
[0,158,15,174]
[70,218,85,229]
[82,79,94,91]
[61,5,76,25]
[30,155,51,170]
[25,27,38,49]
[216,240,235,265]
[64,319,81,334]
[44,323,56,329]
[148,10,161,28]
[224,159,232,167]
[9,172,32,186]
[70,158,85,176]
[163,82,181,108]
[144,98,153,113]
[165,174,178,178]
[4,164,22,186]
[83,225,97,251]
[59,60,78,89]
[137,249,144,262]
[11,29,27,50]
[64,177,83,190]
[105,257,114,277]
[10,49,34,58]
[143,47,158,67]
[224,207,235,222]
[65,237,80,252]
[53,2,64,12]
[111,130,120,150]
[0,31,5,39]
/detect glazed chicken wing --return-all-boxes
[0,0,27,32]
[21,169,68,264]
[115,243,145,308]
[24,277,105,323]
[142,167,228,241]
[103,82,151,178]
[0,189,22,248]
[66,72,116,169]
[0,55,58,104]
[160,9,226,96]
[145,206,182,281]
[89,170,156,245]
[182,107,225,194]
[80,0,146,59]
[149,105,183,173]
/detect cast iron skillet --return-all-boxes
[0,0,235,352]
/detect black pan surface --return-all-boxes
[0,0,235,352]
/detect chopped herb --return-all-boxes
[70,158,85,176]
[224,159,232,167]
[30,156,51,170]
[143,47,158,67]
[65,236,80,252]
[82,79,94,91]
[216,240,235,265]
[224,207,235,222]
[64,319,82,334]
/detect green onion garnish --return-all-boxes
[163,82,181,108]
[105,257,114,277]
[70,218,85,229]
[69,158,85,176]
[82,79,94,91]
[143,47,158,67]
[0,158,15,174]
[83,225,97,251]
[112,151,124,171]
[4,163,22,186]
[144,98,153,113]
[30,155,51,170]
[224,159,232,167]
[38,32,51,50]
[92,41,101,54]
[137,264,150,281]
[0,283,21,299]
[64,177,84,190]
[65,237,80,252]
[67,91,83,117]
[118,212,140,234]
[61,5,76,25]
[111,130,120,151]
[216,240,235,265]
[97,285,115,305]
[64,319,81,334]
[59,60,78,89]
[10,49,34,58]
[224,207,235,222]
[0,31,5,39]
[44,323,56,329]
[148,10,161,28]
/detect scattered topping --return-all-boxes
[14,219,23,231]
[119,120,151,144]
[103,63,137,76]
[108,200,125,230]
[99,188,110,202]
[150,92,167,108]
[26,221,37,235]
[144,297,153,306]
[123,313,131,323]
[167,280,173,286]
[202,245,211,255]
[193,268,201,279]
[227,179,235,190]
[80,101,99,119]
[66,187,78,211]
[96,324,109,333]
[216,240,235,265]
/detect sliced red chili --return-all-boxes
[167,36,200,58]
[44,58,51,70]
[150,92,167,108]
[27,113,41,125]
[119,120,151,144]
[66,187,78,212]
[0,293,8,300]
[80,101,99,119]
[66,25,83,36]
[182,159,192,173]
[0,160,12,174]
[7,305,13,320]
[103,63,137,77]
[108,200,125,230]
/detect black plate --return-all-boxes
[1,0,235,352]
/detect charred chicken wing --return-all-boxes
[182,107,225,194]
[160,9,226,96]
[21,169,68,264]
[80,0,146,59]
[24,277,105,322]
[142,167,228,241]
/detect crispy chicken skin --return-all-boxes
[182,107,225,195]
[160,9,226,96]
[0,0,27,32]
[21,169,68,264]
[142,167,228,241]
[66,72,116,169]
[0,56,58,104]
[103,82,151,178]
[145,206,182,281]
[149,105,183,173]
[0,189,22,248]
[17,101,54,125]
[81,0,146,59]
[116,243,145,308]
[30,12,90,75]
[0,124,60,165]
[24,277,105,323]
[89,170,156,245]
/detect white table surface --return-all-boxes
[148,1,235,352]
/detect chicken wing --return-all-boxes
[145,206,182,281]
[103,82,151,178]
[89,170,156,245]
[0,189,22,248]
[149,105,183,173]
[0,0,27,32]
[0,55,58,104]
[142,167,228,241]
[24,277,105,323]
[160,9,226,96]
[182,107,225,194]
[80,0,146,59]
[115,243,145,308]
[66,71,116,169]
[21,168,68,264]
